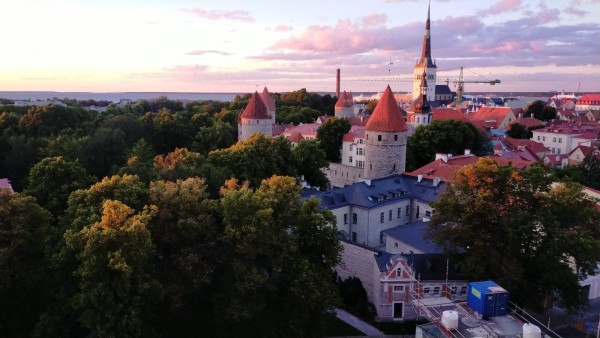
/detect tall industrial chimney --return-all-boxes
[336,68,340,99]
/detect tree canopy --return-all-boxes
[407,119,491,171]
[428,159,600,310]
[316,117,351,163]
[524,100,557,121]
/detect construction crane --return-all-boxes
[449,67,500,104]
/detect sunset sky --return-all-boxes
[1,0,599,94]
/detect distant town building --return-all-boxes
[531,121,600,155]
[576,94,600,112]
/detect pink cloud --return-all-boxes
[477,0,523,16]
[564,6,586,16]
[186,50,231,56]
[182,8,254,22]
[362,13,387,27]
[274,25,293,32]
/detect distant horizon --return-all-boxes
[2,0,599,93]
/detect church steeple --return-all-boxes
[419,3,435,68]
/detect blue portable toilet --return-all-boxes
[467,281,508,317]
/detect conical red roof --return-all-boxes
[365,85,408,132]
[261,87,276,112]
[335,91,353,108]
[240,91,270,119]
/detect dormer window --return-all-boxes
[396,267,402,278]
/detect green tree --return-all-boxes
[0,191,54,337]
[148,178,218,335]
[506,123,530,139]
[407,120,490,170]
[276,106,321,125]
[428,159,600,310]
[524,100,557,121]
[150,109,195,154]
[154,148,204,181]
[118,139,157,184]
[292,139,329,189]
[214,176,341,337]
[192,119,237,155]
[580,154,600,190]
[65,200,162,338]
[207,134,297,188]
[316,117,351,163]
[24,156,94,216]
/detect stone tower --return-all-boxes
[363,85,408,180]
[412,4,437,101]
[260,86,277,125]
[238,91,273,141]
[407,72,432,127]
[335,91,354,118]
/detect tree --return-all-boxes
[148,178,218,335]
[154,148,204,182]
[24,157,94,217]
[0,191,54,337]
[524,100,557,121]
[506,123,530,139]
[292,139,329,189]
[428,159,600,310]
[214,176,341,337]
[580,153,600,190]
[65,200,162,338]
[316,117,351,162]
[192,119,237,155]
[407,120,490,170]
[118,139,157,184]
[207,134,297,188]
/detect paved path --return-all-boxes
[333,308,386,336]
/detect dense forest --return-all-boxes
[0,90,347,338]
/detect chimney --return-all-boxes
[433,177,441,187]
[336,68,341,99]
[464,149,471,155]
[519,113,523,118]
[434,153,447,162]
[417,174,423,182]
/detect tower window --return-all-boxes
[394,135,398,141]
[378,135,382,141]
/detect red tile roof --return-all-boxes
[342,126,366,142]
[432,108,469,122]
[261,87,276,112]
[406,154,480,182]
[288,131,305,143]
[364,85,408,132]
[468,106,513,129]
[511,117,543,129]
[578,94,600,104]
[502,137,549,154]
[335,91,353,108]
[240,91,270,119]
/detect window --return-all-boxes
[557,148,561,154]
[543,136,546,141]
[433,287,440,295]
[351,232,357,242]
[349,156,353,163]
[344,214,348,225]
[394,242,398,248]
[397,208,401,218]
[558,138,562,143]
[380,212,384,223]
[537,136,540,141]
[370,163,372,170]
[378,135,382,141]
[380,232,384,244]
[353,213,357,224]
[357,148,364,155]
[451,286,457,295]
[460,286,467,295]
[416,206,420,218]
[552,148,555,154]
[553,137,556,142]
[396,268,402,278]
[405,205,410,216]
[393,285,404,293]
[394,135,398,141]
[366,134,369,140]
[389,210,393,221]
[423,287,430,295]
[417,117,420,123]
[425,210,432,218]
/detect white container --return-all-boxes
[523,323,541,338]
[441,310,459,330]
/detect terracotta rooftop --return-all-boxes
[467,106,513,129]
[365,86,408,132]
[342,126,366,142]
[288,131,305,143]
[240,91,270,119]
[432,108,469,122]
[511,117,543,129]
[578,94,600,104]
[335,91,353,108]
[261,87,276,112]
[503,137,549,154]
[406,154,479,182]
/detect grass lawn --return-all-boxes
[322,312,365,337]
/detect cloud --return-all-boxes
[273,25,293,32]
[362,13,387,27]
[181,8,254,22]
[476,0,523,16]
[186,50,232,56]
[564,6,586,16]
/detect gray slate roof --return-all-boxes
[302,174,445,210]
[383,220,442,254]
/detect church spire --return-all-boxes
[419,2,435,68]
